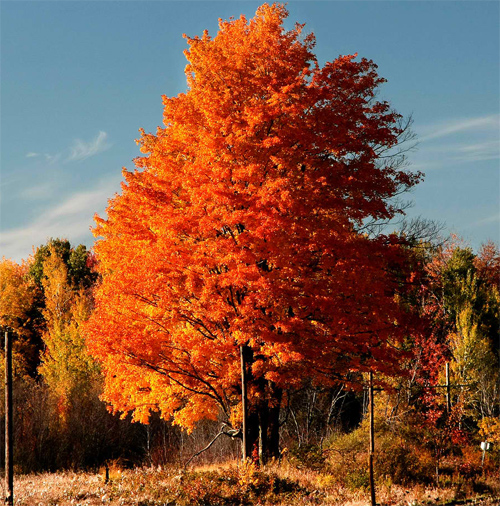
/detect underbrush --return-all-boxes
[11,455,500,506]
[12,464,308,506]
[283,415,500,505]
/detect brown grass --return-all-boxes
[4,462,499,506]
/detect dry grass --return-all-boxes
[7,471,106,505]
[5,462,499,506]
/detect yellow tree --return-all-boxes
[38,248,100,421]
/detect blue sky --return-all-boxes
[1,1,499,262]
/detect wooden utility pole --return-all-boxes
[240,345,248,461]
[5,329,13,506]
[368,371,376,506]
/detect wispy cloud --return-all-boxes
[0,177,120,262]
[418,114,499,143]
[468,213,500,227]
[456,140,499,162]
[66,131,110,162]
[24,131,111,166]
[20,182,55,201]
[24,151,60,164]
[412,114,500,170]
[44,153,62,165]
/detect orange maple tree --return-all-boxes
[86,3,422,460]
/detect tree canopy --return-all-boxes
[85,3,422,455]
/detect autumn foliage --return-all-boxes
[38,246,100,421]
[0,5,498,493]
[0,259,33,333]
[85,3,422,458]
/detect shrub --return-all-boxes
[287,444,326,470]
[174,464,303,505]
[324,417,437,488]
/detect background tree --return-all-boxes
[0,258,36,375]
[0,241,150,472]
[29,238,97,290]
[0,259,33,330]
[86,3,422,461]
[37,245,100,422]
[31,240,136,470]
[386,237,500,474]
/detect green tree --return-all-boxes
[422,241,500,425]
[29,238,97,290]
[37,245,100,422]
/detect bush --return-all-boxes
[288,444,326,470]
[175,464,303,505]
[324,417,437,488]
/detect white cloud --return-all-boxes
[456,140,500,162]
[469,214,500,227]
[20,182,55,201]
[24,131,111,167]
[66,131,110,162]
[418,114,499,143]
[44,153,62,164]
[0,177,121,262]
[411,114,500,171]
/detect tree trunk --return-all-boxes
[241,346,282,464]
[257,381,282,465]
[265,383,282,461]
[247,410,260,462]
[241,344,259,461]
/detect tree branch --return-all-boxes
[184,423,241,468]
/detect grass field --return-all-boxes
[4,461,499,506]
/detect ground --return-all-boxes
[6,463,500,506]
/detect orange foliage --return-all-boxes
[85,4,421,429]
[475,240,500,290]
[0,258,34,333]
